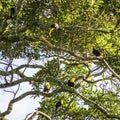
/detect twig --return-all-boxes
[24,112,33,120]
[13,84,21,98]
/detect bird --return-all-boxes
[10,7,15,19]
[55,99,64,111]
[92,47,101,57]
[50,23,60,30]
[43,82,51,92]
[49,23,60,36]
[68,76,77,87]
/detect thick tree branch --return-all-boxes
[15,64,44,71]
[72,88,120,119]
[41,36,86,60]
[0,77,33,88]
[65,26,114,34]
[0,88,64,117]
[0,91,44,117]
[27,111,51,120]
[0,64,45,85]
[1,80,119,119]
[40,36,120,82]
[56,83,120,119]
[40,36,104,62]
[103,60,120,81]
[0,64,43,76]
[82,76,112,84]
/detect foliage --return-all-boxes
[0,0,120,120]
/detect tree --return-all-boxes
[0,0,120,119]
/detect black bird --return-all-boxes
[49,23,60,36]
[50,23,59,30]
[93,47,101,57]
[68,77,77,87]
[10,7,15,19]
[55,99,63,111]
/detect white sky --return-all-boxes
[0,59,43,120]
[0,83,41,120]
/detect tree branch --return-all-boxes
[40,36,120,82]
[65,26,114,34]
[40,36,104,62]
[0,77,33,88]
[103,60,120,81]
[27,111,51,120]
[72,88,120,119]
[41,36,84,60]
[0,91,43,117]
[0,64,43,78]
[0,88,64,117]
[56,83,120,119]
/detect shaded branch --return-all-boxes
[15,64,44,71]
[0,64,44,79]
[0,77,33,88]
[65,26,114,34]
[91,65,102,73]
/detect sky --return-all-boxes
[0,58,42,120]
[0,83,41,120]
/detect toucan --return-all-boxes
[49,23,60,36]
[43,82,51,92]
[68,77,77,87]
[10,7,15,19]
[51,23,59,29]
[55,99,64,111]
[92,47,101,57]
